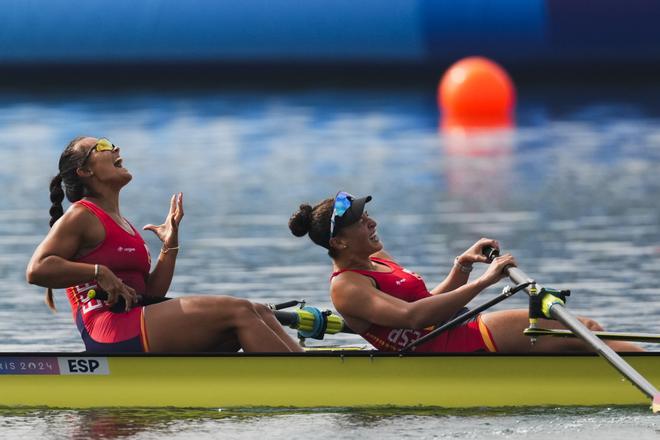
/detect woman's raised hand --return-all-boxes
[95,265,138,312]
[477,253,517,287]
[143,192,184,250]
[459,238,500,265]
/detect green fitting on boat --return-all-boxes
[541,294,565,319]
[325,314,344,334]
[294,308,316,333]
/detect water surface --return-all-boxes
[0,82,659,438]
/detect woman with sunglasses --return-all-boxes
[27,136,301,353]
[289,192,641,353]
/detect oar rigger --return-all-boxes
[526,285,570,345]
[501,253,660,413]
[271,299,353,345]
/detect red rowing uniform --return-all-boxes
[331,257,497,352]
[65,200,152,352]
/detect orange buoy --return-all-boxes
[438,56,515,128]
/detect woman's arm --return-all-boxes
[27,205,137,310]
[26,205,98,288]
[331,254,515,329]
[429,238,500,295]
[145,247,178,297]
[143,193,183,297]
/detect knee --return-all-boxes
[228,297,256,316]
[253,303,274,319]
[224,298,260,325]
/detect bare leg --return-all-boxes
[212,331,241,352]
[143,296,302,353]
[254,303,303,352]
[481,309,644,353]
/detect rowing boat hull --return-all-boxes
[1,352,658,409]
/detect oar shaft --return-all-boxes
[500,258,659,402]
[273,310,298,327]
[506,266,539,292]
[524,328,660,343]
[482,246,658,409]
[550,304,660,399]
[484,246,538,292]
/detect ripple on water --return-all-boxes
[1,85,660,437]
[0,406,658,440]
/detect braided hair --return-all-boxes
[49,136,89,226]
[45,136,90,310]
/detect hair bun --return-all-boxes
[288,204,313,237]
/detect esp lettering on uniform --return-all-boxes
[75,283,104,314]
[387,328,422,346]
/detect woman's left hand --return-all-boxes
[458,237,500,266]
[143,192,184,249]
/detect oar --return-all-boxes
[87,290,352,339]
[524,328,660,344]
[274,307,353,339]
[500,255,660,413]
[87,289,171,312]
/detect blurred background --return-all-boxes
[0,0,659,353]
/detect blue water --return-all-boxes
[0,82,659,437]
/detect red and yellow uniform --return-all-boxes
[65,200,152,352]
[331,258,497,352]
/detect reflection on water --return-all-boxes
[0,406,658,440]
[0,84,660,437]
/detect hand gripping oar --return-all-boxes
[496,250,660,413]
[86,289,171,312]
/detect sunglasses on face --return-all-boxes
[80,138,117,166]
[330,191,353,238]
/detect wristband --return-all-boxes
[161,244,180,254]
[454,257,473,274]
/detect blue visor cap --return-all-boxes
[331,193,372,237]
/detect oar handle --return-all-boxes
[482,246,538,292]
[87,289,171,312]
[270,299,304,310]
[482,245,500,261]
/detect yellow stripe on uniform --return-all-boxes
[478,315,498,352]
[140,307,151,352]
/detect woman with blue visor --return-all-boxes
[289,192,641,353]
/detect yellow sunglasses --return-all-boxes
[80,138,117,165]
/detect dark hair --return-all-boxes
[49,136,90,227]
[288,198,338,257]
[46,136,90,311]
